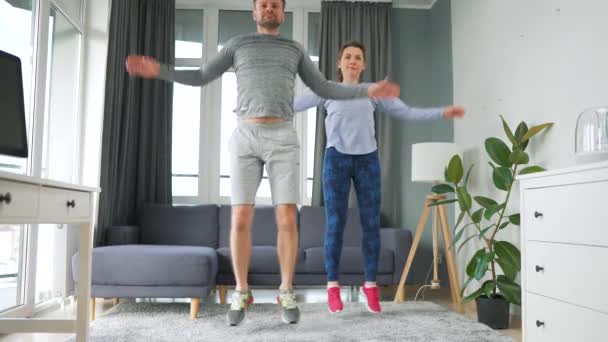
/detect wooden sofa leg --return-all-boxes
[90,298,96,321]
[218,285,227,304]
[190,298,200,319]
[113,297,120,305]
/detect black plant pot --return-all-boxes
[476,295,510,329]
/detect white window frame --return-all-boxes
[0,0,86,319]
[173,1,321,206]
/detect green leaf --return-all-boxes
[454,210,466,231]
[494,241,521,274]
[457,235,479,254]
[474,196,498,209]
[500,115,517,147]
[462,286,484,303]
[508,213,520,225]
[466,249,486,278]
[481,280,495,299]
[509,150,530,165]
[497,275,521,305]
[498,221,510,230]
[514,122,529,151]
[463,164,474,188]
[432,184,455,194]
[456,187,472,211]
[519,166,546,176]
[427,199,458,207]
[474,252,495,280]
[521,122,554,143]
[485,137,512,167]
[479,224,496,240]
[492,167,513,191]
[496,258,517,281]
[462,281,495,304]
[447,155,464,184]
[471,208,484,224]
[461,277,474,295]
[451,227,467,249]
[484,203,505,220]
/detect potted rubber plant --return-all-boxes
[429,116,553,329]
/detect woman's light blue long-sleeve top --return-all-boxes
[294,89,445,155]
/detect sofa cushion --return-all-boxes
[139,203,218,247]
[303,247,394,274]
[218,205,287,247]
[217,246,306,273]
[75,245,217,287]
[299,206,363,249]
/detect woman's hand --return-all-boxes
[443,105,465,119]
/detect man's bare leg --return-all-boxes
[275,203,300,323]
[231,205,254,291]
[275,204,298,290]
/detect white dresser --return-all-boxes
[519,161,608,342]
[0,171,99,342]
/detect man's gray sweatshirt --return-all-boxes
[158,32,369,120]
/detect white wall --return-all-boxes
[451,0,608,295]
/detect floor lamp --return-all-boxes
[394,142,463,305]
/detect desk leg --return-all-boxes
[76,223,92,342]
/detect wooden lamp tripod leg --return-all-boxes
[394,198,432,303]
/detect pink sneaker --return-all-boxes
[327,287,343,313]
[362,285,381,313]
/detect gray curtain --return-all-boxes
[96,0,175,246]
[313,1,398,226]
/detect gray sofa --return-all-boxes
[73,203,412,319]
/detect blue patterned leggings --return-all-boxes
[322,147,381,282]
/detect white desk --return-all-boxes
[0,171,99,342]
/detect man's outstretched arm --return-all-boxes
[126,48,233,87]
[297,52,400,100]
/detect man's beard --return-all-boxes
[257,16,281,29]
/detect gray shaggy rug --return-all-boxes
[67,301,514,342]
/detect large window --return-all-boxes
[172,9,204,197]
[37,5,83,304]
[171,7,320,204]
[218,10,294,199]
[0,0,35,314]
[0,0,36,175]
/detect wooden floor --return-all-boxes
[0,285,521,342]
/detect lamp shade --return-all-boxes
[412,142,462,183]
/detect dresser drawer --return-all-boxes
[525,292,608,342]
[39,187,90,220]
[0,180,39,219]
[524,181,608,246]
[525,241,608,314]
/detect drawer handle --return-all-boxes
[534,211,543,218]
[535,265,544,272]
[66,200,76,208]
[536,320,545,327]
[0,192,11,204]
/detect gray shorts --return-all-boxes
[228,120,300,205]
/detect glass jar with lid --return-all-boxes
[575,106,608,163]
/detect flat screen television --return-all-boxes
[0,50,28,158]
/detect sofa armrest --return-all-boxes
[105,225,140,245]
[380,227,413,284]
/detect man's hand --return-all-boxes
[443,105,465,119]
[125,55,160,78]
[368,79,400,98]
